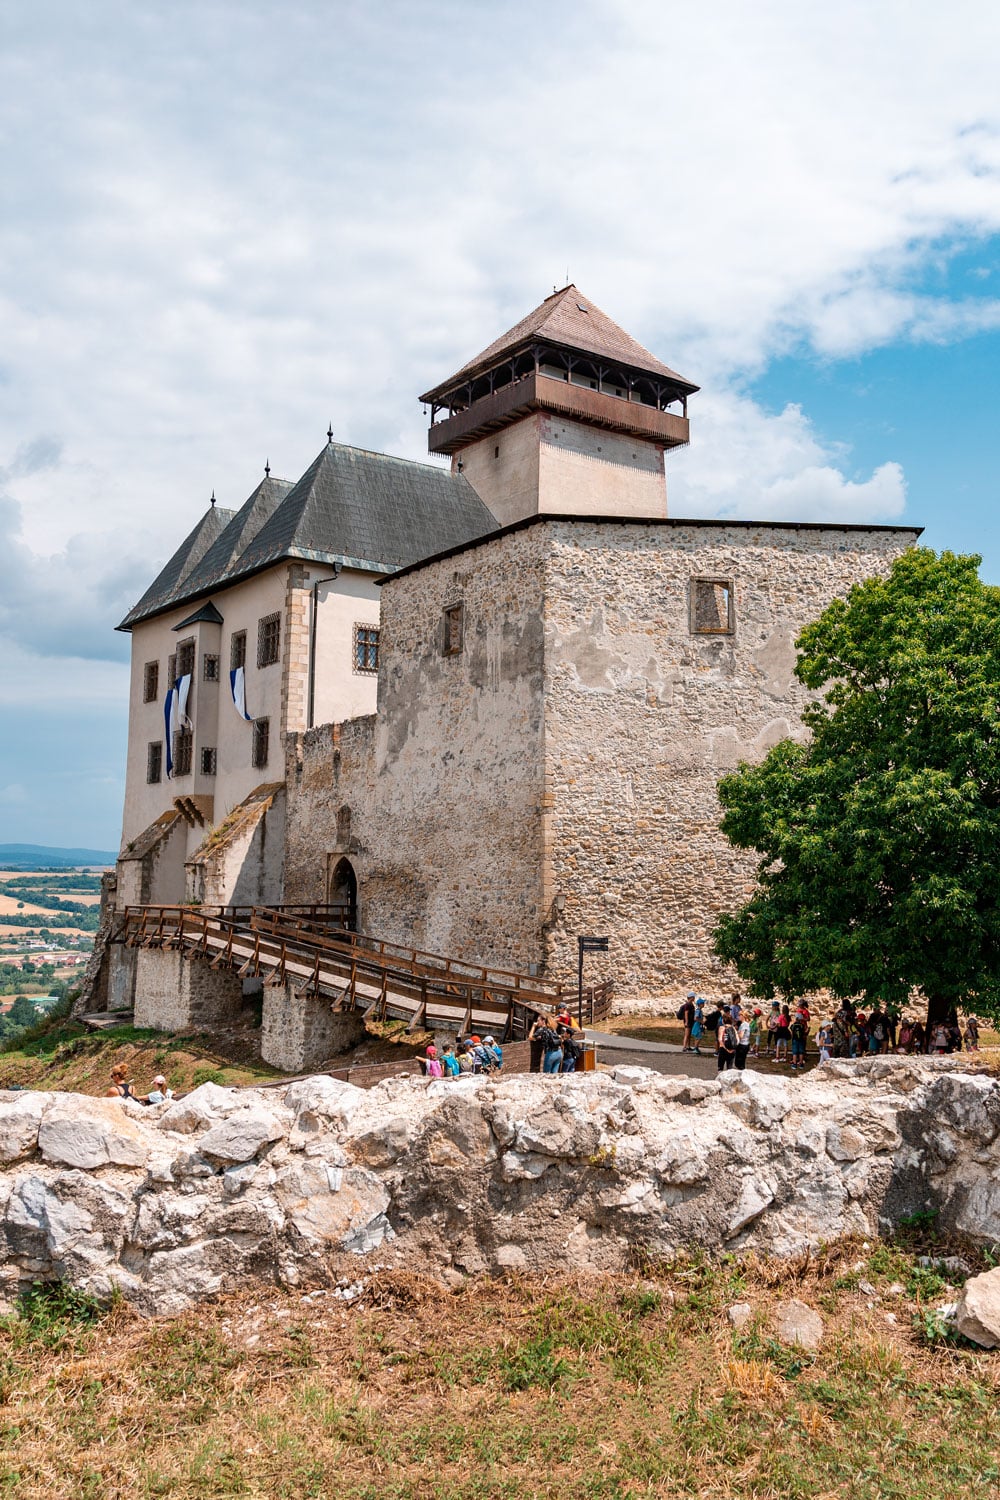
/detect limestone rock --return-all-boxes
[954,1267,1000,1349]
[157,1082,244,1135]
[38,1099,149,1170]
[0,1093,46,1164]
[198,1107,287,1164]
[727,1302,753,1330]
[773,1299,824,1350]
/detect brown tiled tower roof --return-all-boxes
[420,285,698,402]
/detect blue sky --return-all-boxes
[1,0,999,849]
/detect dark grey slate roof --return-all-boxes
[119,505,235,630]
[227,440,498,577]
[117,443,498,630]
[173,600,225,631]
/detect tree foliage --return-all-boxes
[713,549,1000,1020]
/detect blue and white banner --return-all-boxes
[230,666,253,721]
[163,674,193,778]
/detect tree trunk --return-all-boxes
[924,993,953,1035]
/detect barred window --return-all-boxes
[690,578,735,635]
[146,742,162,783]
[176,637,196,678]
[143,661,159,703]
[167,652,177,687]
[252,717,270,768]
[443,603,464,656]
[230,631,246,670]
[257,612,280,668]
[200,746,217,776]
[353,623,379,674]
[173,729,193,776]
[203,653,220,682]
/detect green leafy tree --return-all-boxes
[713,549,1000,1026]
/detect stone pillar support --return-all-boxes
[260,984,366,1073]
[134,949,244,1031]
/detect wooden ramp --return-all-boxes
[118,904,613,1041]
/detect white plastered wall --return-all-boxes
[309,569,381,728]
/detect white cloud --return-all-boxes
[1,0,999,837]
[669,392,906,522]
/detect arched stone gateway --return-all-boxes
[328,855,358,930]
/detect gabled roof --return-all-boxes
[117,443,499,631]
[230,439,498,577]
[173,600,224,631]
[119,504,235,630]
[420,285,698,402]
[178,474,294,601]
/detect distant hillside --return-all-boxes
[0,844,116,869]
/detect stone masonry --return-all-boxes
[283,515,918,1005]
[134,948,244,1031]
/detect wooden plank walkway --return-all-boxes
[117,904,613,1043]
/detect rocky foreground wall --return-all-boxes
[1,1057,998,1316]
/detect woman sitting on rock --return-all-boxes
[106,1064,137,1100]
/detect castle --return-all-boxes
[95,286,920,1027]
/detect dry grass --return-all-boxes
[0,1246,998,1498]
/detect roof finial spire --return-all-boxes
[264,458,270,478]
[327,422,334,444]
[210,489,216,508]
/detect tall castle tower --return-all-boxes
[420,285,698,527]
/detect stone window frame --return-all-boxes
[442,601,464,657]
[257,612,281,669]
[230,631,247,671]
[200,746,217,776]
[353,622,380,675]
[146,741,162,783]
[143,660,159,703]
[176,637,196,678]
[689,576,736,636]
[166,652,177,687]
[172,729,193,777]
[252,716,270,768]
[203,653,220,683]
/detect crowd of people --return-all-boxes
[422,1034,504,1077]
[677,992,981,1073]
[420,1007,587,1080]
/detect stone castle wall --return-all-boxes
[538,520,918,1006]
[284,528,549,968]
[282,516,918,1007]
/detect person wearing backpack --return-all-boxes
[789,1010,807,1070]
[717,1015,737,1072]
[691,999,705,1056]
[774,1005,790,1063]
[532,1016,563,1074]
[734,1012,751,1071]
[765,1003,780,1057]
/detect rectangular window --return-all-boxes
[167,652,177,687]
[146,742,162,784]
[690,578,735,635]
[353,623,379,674]
[443,603,464,656]
[143,661,159,703]
[257,612,280,668]
[230,631,246,670]
[172,729,193,776]
[252,717,270,768]
[200,746,217,776]
[203,653,220,682]
[176,638,195,678]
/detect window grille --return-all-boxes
[443,603,464,656]
[172,729,193,776]
[176,638,195,677]
[146,742,162,783]
[353,623,379,674]
[167,652,177,686]
[690,578,735,635]
[257,613,280,668]
[143,661,159,703]
[252,717,270,768]
[230,631,246,670]
[203,653,220,682]
[200,746,217,776]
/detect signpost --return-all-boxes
[577,934,609,1027]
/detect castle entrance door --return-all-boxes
[327,855,358,931]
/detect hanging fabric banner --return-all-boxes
[164,685,175,778]
[230,666,253,721]
[175,673,193,730]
